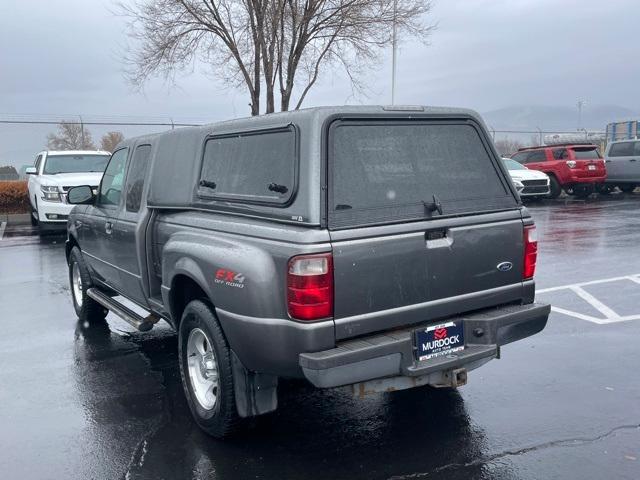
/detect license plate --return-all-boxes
[588,165,596,170]
[415,321,465,361]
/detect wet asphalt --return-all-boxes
[1,194,639,480]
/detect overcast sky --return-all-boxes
[1,0,640,166]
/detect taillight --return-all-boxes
[287,253,333,321]
[523,225,538,279]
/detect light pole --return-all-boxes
[577,100,586,131]
[391,0,397,105]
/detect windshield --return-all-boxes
[572,147,601,160]
[502,158,527,170]
[43,154,110,174]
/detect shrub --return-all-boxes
[0,181,30,214]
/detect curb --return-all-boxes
[1,213,31,226]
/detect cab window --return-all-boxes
[526,150,547,163]
[608,142,634,157]
[125,144,151,212]
[553,149,568,160]
[98,148,129,207]
[511,152,528,164]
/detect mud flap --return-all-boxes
[231,351,278,418]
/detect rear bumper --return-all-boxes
[299,302,550,389]
[565,174,606,184]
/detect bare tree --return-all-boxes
[119,0,434,115]
[100,131,126,152]
[46,122,96,150]
[494,138,524,157]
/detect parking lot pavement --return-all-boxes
[1,194,639,480]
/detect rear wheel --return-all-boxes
[179,299,241,438]
[596,184,615,195]
[572,184,594,199]
[620,184,637,193]
[68,247,108,323]
[547,176,562,199]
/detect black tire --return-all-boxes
[178,299,241,438]
[68,247,108,323]
[620,184,637,193]
[31,197,38,227]
[547,175,562,199]
[572,184,594,199]
[596,184,615,195]
[30,199,38,226]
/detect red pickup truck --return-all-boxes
[511,144,607,198]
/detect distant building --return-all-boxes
[606,120,639,142]
[0,165,19,181]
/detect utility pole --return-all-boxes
[79,115,85,148]
[577,100,586,131]
[391,0,397,105]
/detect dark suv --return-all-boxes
[511,144,607,198]
[64,106,550,438]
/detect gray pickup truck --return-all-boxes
[65,106,550,438]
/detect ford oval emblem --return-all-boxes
[497,261,513,272]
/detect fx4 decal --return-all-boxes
[215,269,246,289]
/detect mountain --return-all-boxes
[482,105,639,133]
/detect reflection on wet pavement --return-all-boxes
[1,195,640,480]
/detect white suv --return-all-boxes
[26,150,111,233]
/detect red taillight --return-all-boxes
[523,225,538,279]
[287,253,333,321]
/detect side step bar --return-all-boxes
[86,288,159,332]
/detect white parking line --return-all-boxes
[537,274,640,293]
[569,286,621,320]
[0,222,6,240]
[537,274,640,324]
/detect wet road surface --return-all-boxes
[1,194,639,479]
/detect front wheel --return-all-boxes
[179,300,241,438]
[68,247,108,323]
[30,201,38,226]
[596,184,615,195]
[547,176,562,199]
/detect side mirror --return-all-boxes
[25,167,37,175]
[67,185,95,205]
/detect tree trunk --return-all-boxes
[266,83,275,113]
[252,48,261,116]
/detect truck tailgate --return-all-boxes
[330,211,525,340]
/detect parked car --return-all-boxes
[501,158,550,199]
[65,106,550,438]
[511,143,606,198]
[26,150,111,233]
[603,139,640,193]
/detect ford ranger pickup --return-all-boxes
[65,106,550,438]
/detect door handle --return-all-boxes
[630,159,637,162]
[105,221,113,235]
[605,160,612,163]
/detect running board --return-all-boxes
[86,288,159,332]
